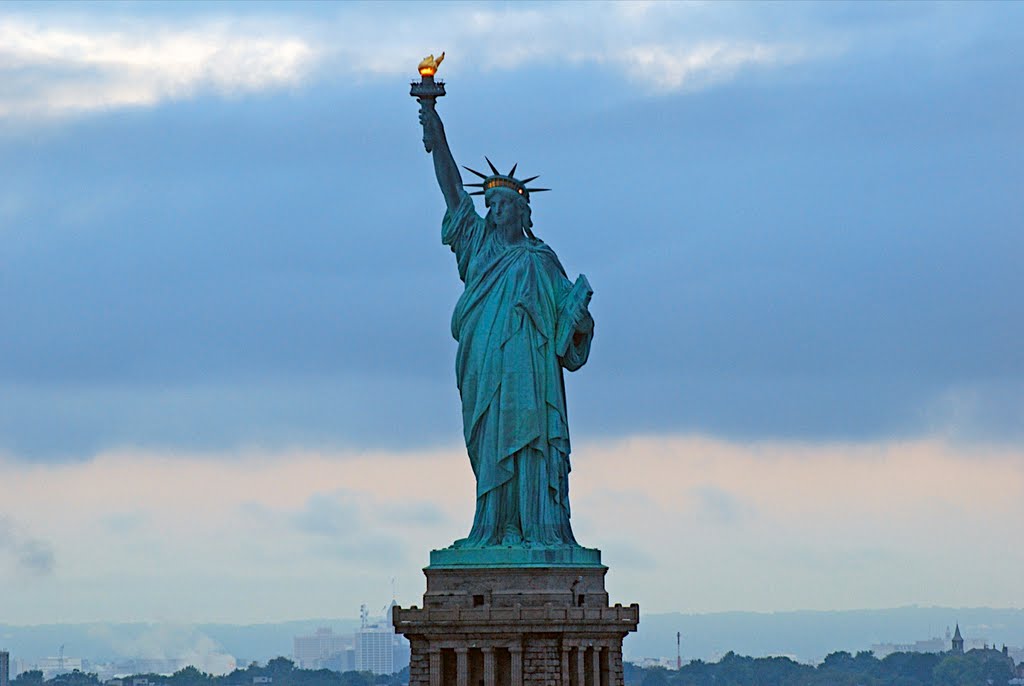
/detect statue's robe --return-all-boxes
[443,191,593,547]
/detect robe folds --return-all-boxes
[442,191,593,548]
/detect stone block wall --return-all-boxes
[407,639,430,686]
[522,637,561,685]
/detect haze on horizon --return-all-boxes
[0,1,1021,625]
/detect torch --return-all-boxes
[411,52,446,152]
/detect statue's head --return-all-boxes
[463,158,548,239]
[485,186,533,239]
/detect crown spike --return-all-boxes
[485,156,501,175]
[526,188,550,193]
[469,191,485,196]
[520,175,540,184]
[508,163,518,177]
[462,166,488,179]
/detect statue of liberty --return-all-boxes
[417,76,594,552]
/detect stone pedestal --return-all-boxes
[393,561,639,686]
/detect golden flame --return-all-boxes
[418,51,445,77]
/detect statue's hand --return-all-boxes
[418,102,443,153]
[574,309,594,335]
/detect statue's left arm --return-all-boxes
[560,308,594,372]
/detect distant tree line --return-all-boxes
[625,649,1020,686]
[11,658,407,686]
[11,649,1019,686]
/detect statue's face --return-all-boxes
[485,189,525,232]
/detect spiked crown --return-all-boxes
[463,157,550,202]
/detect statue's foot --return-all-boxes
[500,530,523,546]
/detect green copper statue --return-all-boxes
[415,60,595,554]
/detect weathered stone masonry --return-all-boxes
[394,566,639,686]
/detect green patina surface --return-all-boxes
[428,545,603,569]
[416,76,598,568]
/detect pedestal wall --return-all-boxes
[394,565,639,686]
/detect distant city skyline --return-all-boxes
[3,607,1024,673]
[292,605,408,676]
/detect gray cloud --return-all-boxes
[309,536,409,568]
[0,515,56,576]
[288,490,449,534]
[594,539,658,571]
[381,502,450,528]
[0,16,316,119]
[691,486,753,526]
[292,492,362,537]
[0,3,1021,459]
[240,489,442,567]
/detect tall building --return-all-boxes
[293,628,350,670]
[1,650,10,686]
[356,627,395,676]
[355,602,399,675]
[40,656,84,677]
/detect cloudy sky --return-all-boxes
[1,1,1022,626]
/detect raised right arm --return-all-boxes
[419,102,463,212]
